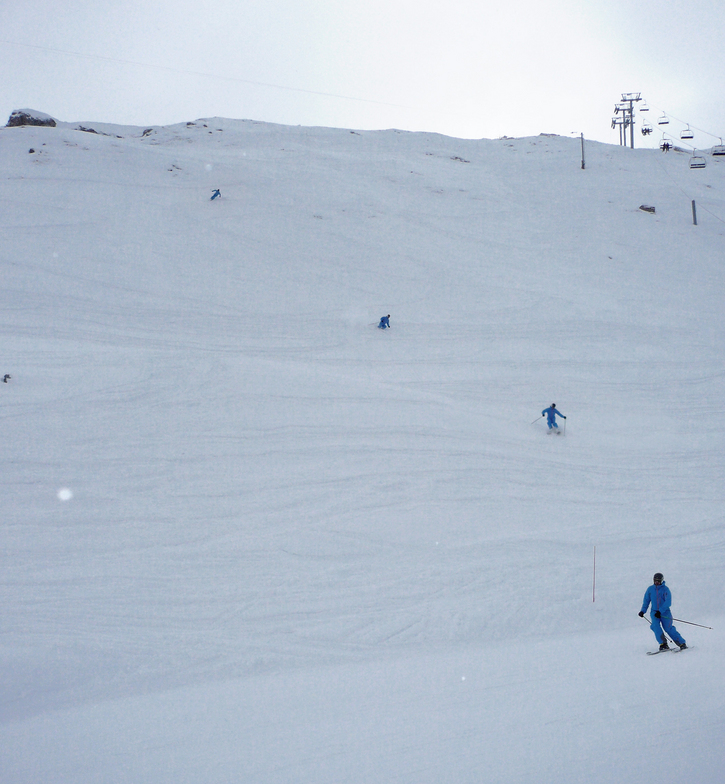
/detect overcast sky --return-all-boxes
[2,1,724,148]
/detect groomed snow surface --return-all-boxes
[2,115,724,783]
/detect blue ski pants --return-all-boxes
[650,614,686,645]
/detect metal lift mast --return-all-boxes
[612,93,642,148]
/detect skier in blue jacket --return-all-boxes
[378,315,390,329]
[541,403,566,430]
[639,573,687,650]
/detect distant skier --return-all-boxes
[378,315,390,329]
[541,403,566,431]
[2,374,10,383]
[639,573,687,651]
[210,189,221,200]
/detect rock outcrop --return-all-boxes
[6,109,57,128]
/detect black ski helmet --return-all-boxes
[551,403,556,408]
[653,572,664,582]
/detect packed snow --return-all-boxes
[1,111,724,783]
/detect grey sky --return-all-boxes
[2,1,723,147]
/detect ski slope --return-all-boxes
[1,112,724,783]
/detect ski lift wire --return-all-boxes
[0,38,411,110]
[659,132,698,153]
[653,154,725,225]
[643,99,724,143]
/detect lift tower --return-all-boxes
[612,93,642,148]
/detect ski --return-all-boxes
[646,648,672,655]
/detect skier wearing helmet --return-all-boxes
[639,573,687,651]
[541,403,566,431]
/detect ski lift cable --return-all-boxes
[659,132,697,152]
[695,201,725,224]
[0,38,412,110]
[644,100,723,143]
[653,154,725,226]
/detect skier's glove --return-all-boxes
[654,611,661,618]
[563,416,567,419]
[638,611,645,617]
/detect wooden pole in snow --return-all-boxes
[592,546,596,602]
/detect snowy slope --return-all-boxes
[1,114,724,783]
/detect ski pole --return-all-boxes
[531,414,544,424]
[671,618,712,629]
[640,615,674,644]
[640,614,711,631]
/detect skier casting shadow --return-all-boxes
[541,403,566,432]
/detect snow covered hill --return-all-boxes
[2,111,724,783]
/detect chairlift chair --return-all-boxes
[658,114,669,125]
[689,154,707,169]
[712,139,725,156]
[681,126,694,140]
[641,123,653,136]
[640,102,649,112]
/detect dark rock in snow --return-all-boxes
[639,205,656,214]
[6,109,57,128]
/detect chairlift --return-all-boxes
[660,140,672,152]
[712,138,725,156]
[689,154,707,169]
[641,123,653,136]
[658,114,669,126]
[680,126,694,140]
[640,102,649,112]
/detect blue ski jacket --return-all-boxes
[640,581,673,617]
[542,406,564,425]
